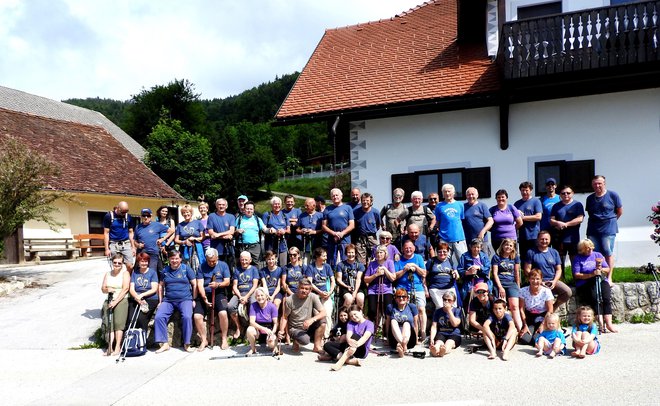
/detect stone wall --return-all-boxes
[556,281,660,322]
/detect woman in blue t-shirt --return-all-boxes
[175,204,206,271]
[491,238,523,331]
[127,252,159,331]
[386,287,419,357]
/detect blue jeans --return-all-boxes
[588,234,616,257]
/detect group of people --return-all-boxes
[100,174,621,365]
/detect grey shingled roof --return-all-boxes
[0,85,144,160]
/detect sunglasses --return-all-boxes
[289,253,299,257]
[475,290,488,295]
[443,298,454,302]
[142,214,151,217]
[380,237,391,240]
[112,262,123,265]
[395,295,408,299]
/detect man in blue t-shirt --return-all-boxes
[134,208,173,271]
[103,201,135,272]
[206,198,236,264]
[586,175,623,280]
[523,231,572,309]
[353,193,381,264]
[395,240,427,342]
[322,188,355,266]
[514,181,543,263]
[463,187,494,257]
[283,194,303,250]
[541,178,561,232]
[434,184,466,265]
[297,198,323,264]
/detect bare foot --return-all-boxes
[430,346,438,357]
[247,348,257,355]
[312,347,323,353]
[221,340,229,350]
[535,351,543,357]
[548,351,556,359]
[487,352,496,360]
[502,350,509,361]
[396,343,404,358]
[184,345,195,353]
[437,345,447,357]
[198,341,208,352]
[292,341,300,353]
[330,364,342,371]
[232,330,241,339]
[606,325,619,333]
[577,352,586,359]
[346,358,361,367]
[156,344,170,354]
[317,353,332,362]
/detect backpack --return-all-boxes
[406,206,434,235]
[123,328,147,357]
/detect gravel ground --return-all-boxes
[1,259,659,405]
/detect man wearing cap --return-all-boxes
[104,201,136,272]
[236,195,248,216]
[134,208,174,271]
[514,181,543,263]
[541,178,560,233]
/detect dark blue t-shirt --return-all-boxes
[426,257,454,290]
[386,303,418,324]
[432,307,462,335]
[161,264,196,302]
[103,211,133,241]
[305,263,334,292]
[514,197,543,240]
[232,265,260,295]
[491,254,520,284]
[206,212,236,254]
[197,260,230,294]
[284,264,305,294]
[525,248,561,281]
[131,268,159,299]
[586,190,622,236]
[353,207,381,235]
[463,201,492,242]
[134,221,169,254]
[176,220,205,239]
[260,266,284,295]
[335,260,364,290]
[550,200,585,244]
[323,204,355,244]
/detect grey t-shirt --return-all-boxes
[284,293,324,329]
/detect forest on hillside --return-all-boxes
[64,74,333,201]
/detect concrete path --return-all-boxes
[1,259,659,405]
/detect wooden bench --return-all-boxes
[73,234,106,257]
[24,238,77,262]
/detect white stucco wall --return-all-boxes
[351,88,660,266]
[506,0,609,21]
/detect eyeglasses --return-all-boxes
[380,237,391,241]
[119,210,129,215]
[289,253,299,257]
[112,262,123,265]
[560,192,572,195]
[443,298,454,302]
[395,295,408,299]
[475,290,488,295]
[142,214,151,218]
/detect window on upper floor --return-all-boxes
[517,1,562,20]
[534,159,595,196]
[391,167,491,203]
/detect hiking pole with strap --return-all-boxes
[209,274,217,349]
[595,258,604,330]
[106,292,114,353]
[117,302,141,363]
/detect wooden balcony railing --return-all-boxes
[499,1,660,79]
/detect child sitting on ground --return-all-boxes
[571,306,600,358]
[482,299,517,360]
[429,290,462,357]
[329,307,349,342]
[535,312,566,358]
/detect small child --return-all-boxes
[571,306,600,358]
[483,299,517,360]
[535,313,566,358]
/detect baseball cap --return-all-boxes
[314,196,326,204]
[237,195,248,201]
[545,178,557,185]
[474,282,489,292]
[141,208,152,216]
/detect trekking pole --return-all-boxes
[106,292,114,353]
[647,261,660,299]
[375,271,384,342]
[209,274,217,349]
[117,303,141,363]
[302,234,308,266]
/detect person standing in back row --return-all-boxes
[586,175,623,282]
[514,182,542,263]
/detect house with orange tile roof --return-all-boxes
[0,86,186,263]
[275,0,660,266]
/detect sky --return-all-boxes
[0,0,424,102]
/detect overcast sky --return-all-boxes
[0,0,424,102]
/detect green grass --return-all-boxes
[69,327,105,350]
[562,266,658,284]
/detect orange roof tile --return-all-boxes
[0,108,182,200]
[276,0,500,120]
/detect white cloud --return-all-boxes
[0,0,423,101]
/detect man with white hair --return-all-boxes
[404,191,436,239]
[434,184,467,264]
[207,198,236,266]
[381,188,407,249]
[322,188,355,266]
[463,187,494,257]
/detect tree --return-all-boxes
[124,79,206,146]
[0,137,70,256]
[145,113,221,201]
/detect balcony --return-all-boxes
[498,1,660,80]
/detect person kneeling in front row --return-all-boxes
[277,279,326,352]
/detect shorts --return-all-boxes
[586,339,601,355]
[227,294,256,315]
[193,292,229,315]
[289,319,326,345]
[434,333,462,347]
[588,235,616,257]
[109,240,134,265]
[499,280,520,299]
[411,290,426,311]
